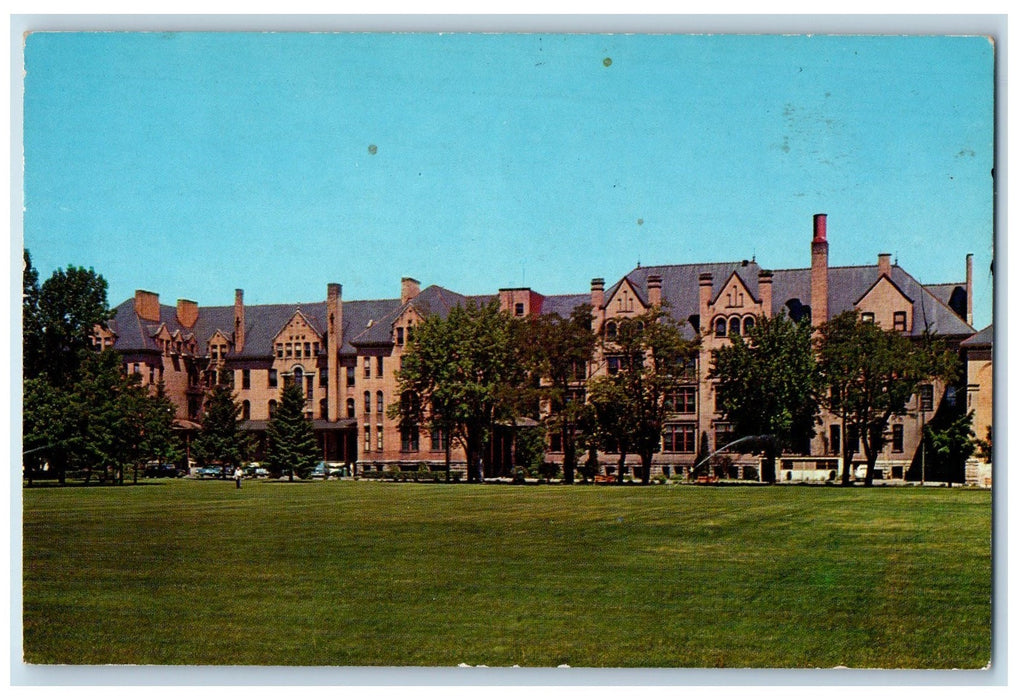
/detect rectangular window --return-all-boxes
[242,369,251,390]
[847,425,860,454]
[276,343,284,359]
[666,386,696,413]
[396,327,404,345]
[918,384,934,412]
[861,312,875,324]
[295,344,302,359]
[893,311,907,332]
[376,391,384,414]
[892,424,904,453]
[363,356,371,378]
[430,428,448,452]
[346,366,355,387]
[607,356,621,375]
[377,356,384,376]
[285,343,293,358]
[304,342,311,358]
[364,426,371,453]
[549,432,563,452]
[401,427,419,452]
[149,366,155,384]
[364,392,371,414]
[663,424,696,453]
[830,424,841,456]
[377,426,383,451]
[714,423,734,451]
[268,369,278,387]
[514,302,525,317]
[305,377,313,400]
[319,369,328,387]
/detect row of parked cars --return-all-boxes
[144,462,350,480]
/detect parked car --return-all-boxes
[311,463,328,479]
[144,463,182,478]
[243,465,269,478]
[196,467,223,479]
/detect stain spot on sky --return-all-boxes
[603,57,612,67]
[957,148,976,158]
[368,144,378,155]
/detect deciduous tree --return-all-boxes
[588,308,698,484]
[523,304,596,484]
[816,310,958,486]
[393,301,527,482]
[710,313,820,483]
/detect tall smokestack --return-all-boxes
[966,253,974,325]
[811,214,829,327]
[234,289,245,353]
[327,283,343,423]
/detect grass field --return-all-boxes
[22,479,991,668]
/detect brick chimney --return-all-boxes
[966,253,974,325]
[176,299,198,328]
[878,253,892,277]
[758,270,773,318]
[811,214,829,327]
[590,278,605,310]
[647,274,662,307]
[698,272,713,333]
[401,277,421,305]
[233,289,245,353]
[327,283,343,423]
[134,290,160,322]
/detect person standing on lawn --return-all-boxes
[234,466,243,489]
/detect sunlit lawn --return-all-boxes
[22,479,991,667]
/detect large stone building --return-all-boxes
[94,214,983,480]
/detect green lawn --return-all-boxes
[22,480,991,668]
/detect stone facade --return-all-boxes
[95,213,985,480]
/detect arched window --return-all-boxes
[714,317,727,336]
[729,317,741,337]
[363,391,371,414]
[743,315,755,334]
[605,321,617,340]
[376,390,384,414]
[346,398,355,419]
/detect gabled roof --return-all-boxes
[851,273,915,307]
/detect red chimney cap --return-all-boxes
[813,213,828,243]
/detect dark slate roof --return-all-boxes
[109,257,976,358]
[608,261,975,340]
[540,294,590,318]
[960,324,993,348]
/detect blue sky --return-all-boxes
[21,31,995,328]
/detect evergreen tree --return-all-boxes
[265,381,319,481]
[192,383,249,475]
